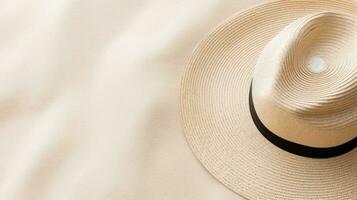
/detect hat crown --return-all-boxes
[252,12,357,148]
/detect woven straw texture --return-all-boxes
[252,11,357,148]
[181,0,357,199]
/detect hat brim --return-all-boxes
[180,0,357,199]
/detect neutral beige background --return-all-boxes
[0,0,263,199]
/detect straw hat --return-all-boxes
[180,0,357,199]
